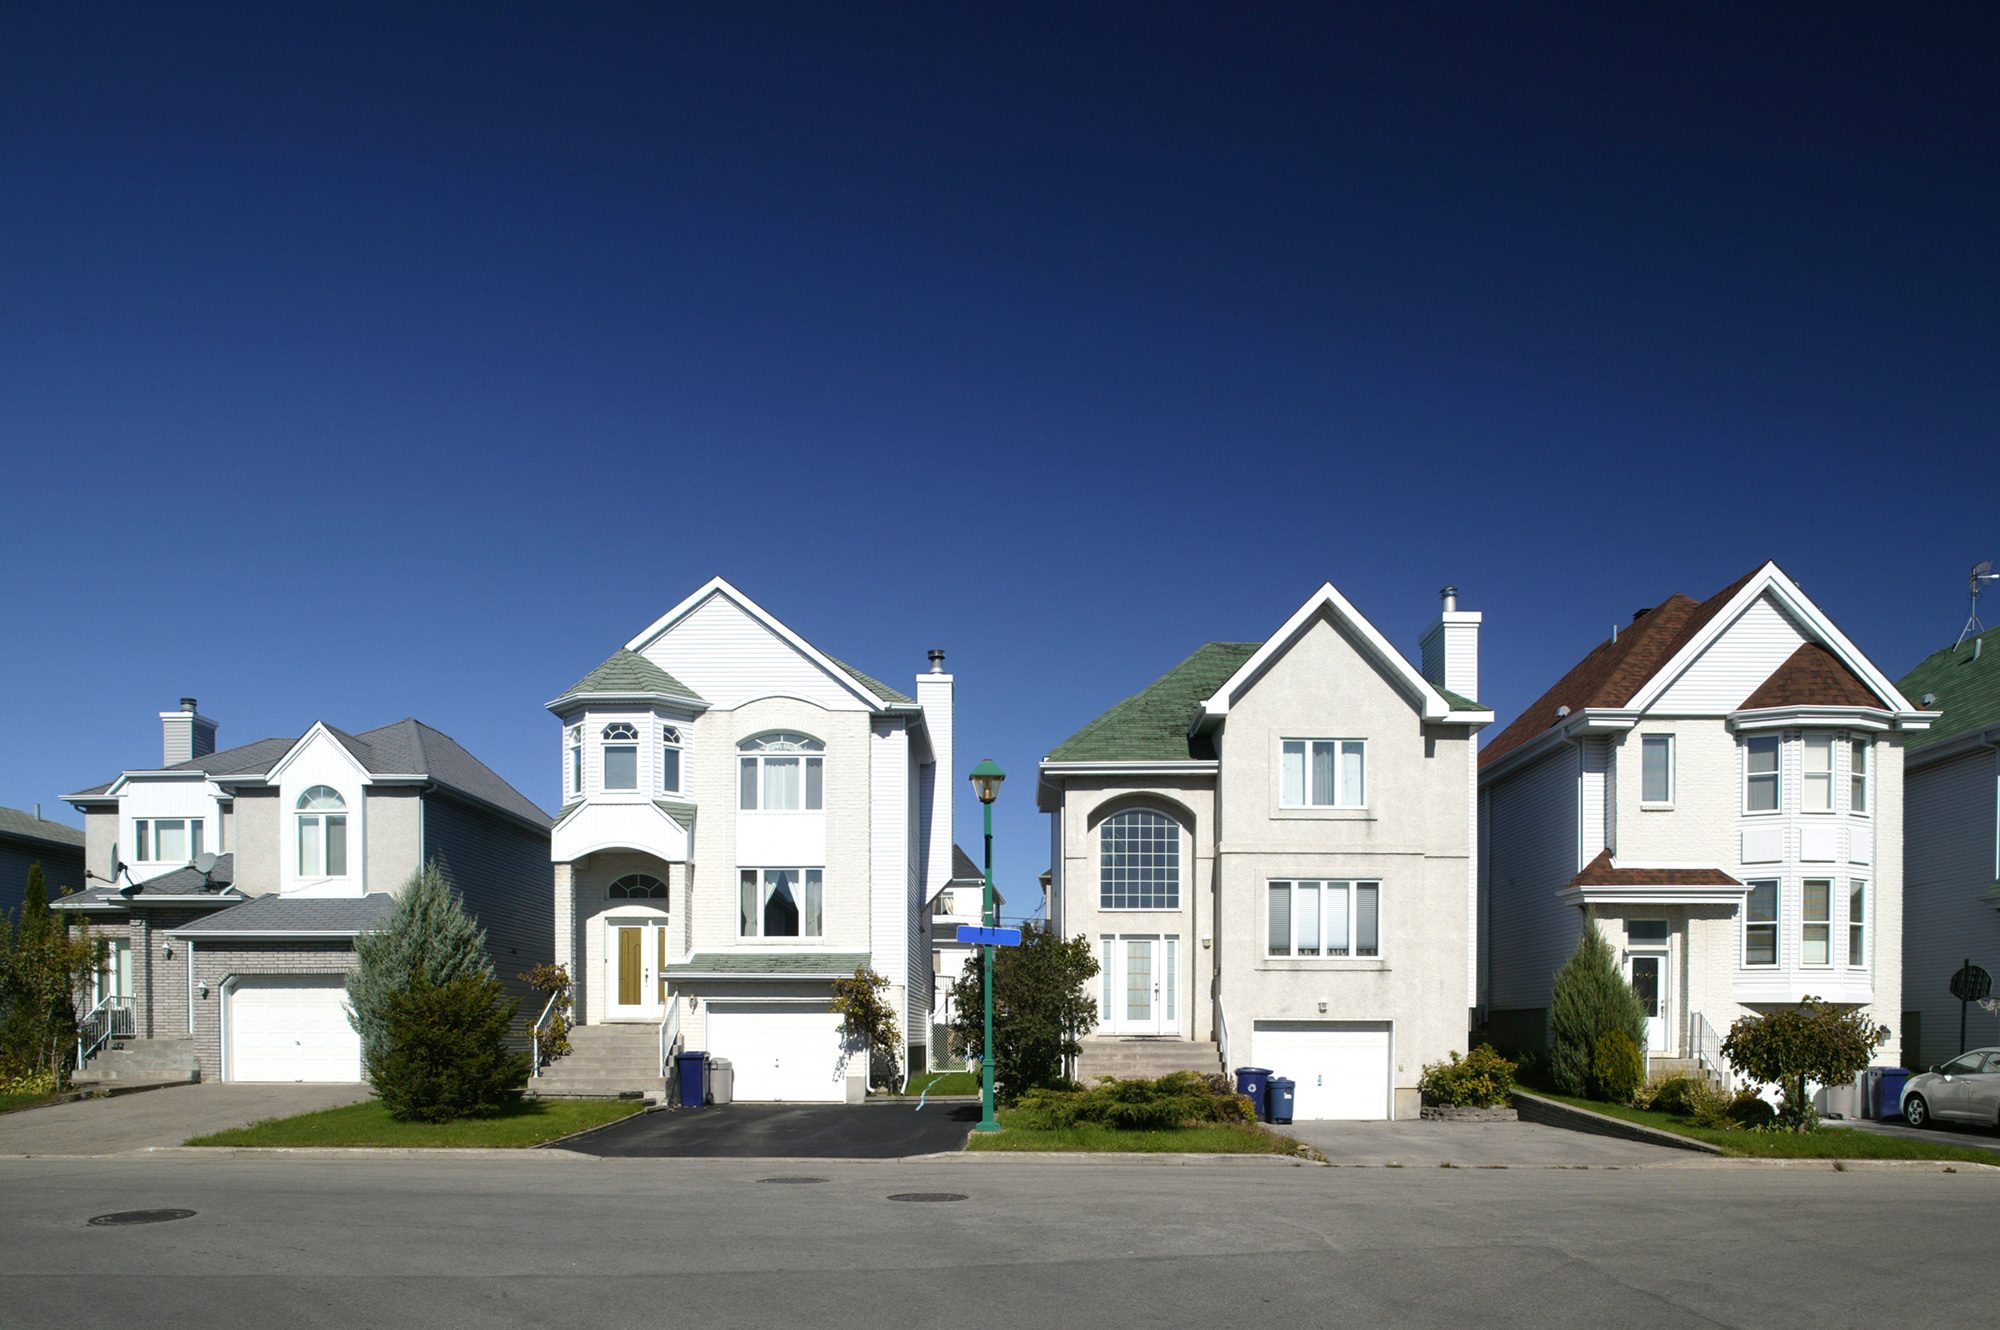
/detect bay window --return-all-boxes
[738,733,824,810]
[1802,878,1832,965]
[1848,879,1867,966]
[1802,735,1834,813]
[660,725,683,794]
[601,722,639,791]
[1744,737,1781,813]
[567,726,583,797]
[1267,879,1380,958]
[1850,740,1870,814]
[1280,739,1366,808]
[739,868,824,938]
[1744,879,1779,966]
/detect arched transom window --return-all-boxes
[1100,808,1179,910]
[739,733,824,811]
[296,785,349,878]
[609,873,667,902]
[602,722,639,791]
[661,725,683,795]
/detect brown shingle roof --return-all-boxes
[1480,566,1765,770]
[1567,850,1741,890]
[1739,642,1886,710]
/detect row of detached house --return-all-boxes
[17,565,1998,1113]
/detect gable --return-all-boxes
[1229,609,1430,723]
[1649,592,1811,712]
[640,590,873,712]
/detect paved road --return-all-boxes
[561,1101,979,1157]
[0,1084,372,1155]
[2,1153,1989,1328]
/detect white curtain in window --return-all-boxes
[1281,742,1306,805]
[804,869,824,936]
[764,757,801,810]
[1310,742,1335,805]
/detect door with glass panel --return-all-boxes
[607,920,669,1019]
[1099,935,1179,1035]
[1625,952,1669,1055]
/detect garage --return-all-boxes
[703,1002,845,1102]
[1250,1021,1392,1120]
[226,976,363,1083]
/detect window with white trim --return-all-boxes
[1640,734,1674,806]
[1849,740,1870,814]
[566,726,583,797]
[660,725,683,795]
[1266,879,1380,958]
[1098,809,1179,909]
[1802,735,1834,814]
[133,817,204,864]
[1279,739,1366,808]
[610,873,667,901]
[1802,878,1832,965]
[295,786,348,877]
[601,722,639,791]
[738,733,824,811]
[738,867,823,937]
[1848,879,1867,967]
[1744,736,1781,814]
[1744,879,1779,967]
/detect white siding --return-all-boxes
[870,719,910,1022]
[643,592,872,712]
[1903,747,2000,1067]
[1580,737,1610,862]
[1651,593,1809,713]
[1484,744,1581,1012]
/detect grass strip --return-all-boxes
[965,1112,1309,1155]
[187,1096,641,1148]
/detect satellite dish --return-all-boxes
[193,851,219,876]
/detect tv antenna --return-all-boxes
[1958,560,1999,648]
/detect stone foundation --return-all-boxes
[1420,1104,1519,1122]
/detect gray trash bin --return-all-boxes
[710,1057,734,1105]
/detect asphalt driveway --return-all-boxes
[559,1101,978,1158]
[0,1083,372,1155]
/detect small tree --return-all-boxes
[0,866,97,1083]
[948,922,1098,1102]
[368,975,527,1122]
[831,965,901,1090]
[1547,912,1647,1099]
[1721,997,1887,1132]
[519,963,573,1070]
[347,863,492,1065]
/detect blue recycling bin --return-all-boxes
[1234,1067,1273,1120]
[1875,1067,1910,1121]
[1267,1077,1296,1125]
[676,1050,710,1108]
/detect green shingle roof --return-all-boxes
[555,649,704,705]
[1899,625,2000,754]
[1437,687,1487,713]
[663,952,870,976]
[1046,643,1258,763]
[824,656,915,706]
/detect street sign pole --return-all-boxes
[977,794,999,1133]
[1964,956,1970,1057]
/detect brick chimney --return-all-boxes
[160,698,218,766]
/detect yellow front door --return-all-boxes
[658,928,669,1004]
[617,927,642,1007]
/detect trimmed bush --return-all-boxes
[368,975,528,1124]
[1547,914,1648,1098]
[1648,1073,1707,1117]
[1590,1028,1645,1104]
[1418,1045,1518,1108]
[1727,1088,1777,1130]
[1011,1072,1255,1132]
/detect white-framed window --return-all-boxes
[1640,734,1674,806]
[1099,937,1113,1015]
[1266,879,1381,958]
[295,786,349,877]
[1744,736,1781,814]
[1848,878,1867,967]
[1099,808,1179,909]
[1802,878,1832,966]
[601,722,639,791]
[1850,739,1870,815]
[1279,739,1366,808]
[1744,879,1779,967]
[133,817,204,864]
[609,873,667,901]
[1802,735,1834,814]
[1627,919,1670,946]
[566,726,583,798]
[738,733,824,811]
[738,867,823,938]
[660,725,683,795]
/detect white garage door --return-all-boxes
[1250,1022,1392,1120]
[704,1003,845,1102]
[228,977,363,1083]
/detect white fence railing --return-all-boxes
[658,993,684,1096]
[1688,1010,1733,1093]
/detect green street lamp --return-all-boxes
[969,757,1006,1132]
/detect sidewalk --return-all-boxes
[1282,1118,1682,1167]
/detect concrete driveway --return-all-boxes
[0,1084,372,1156]
[1283,1118,1687,1167]
[561,1101,978,1158]
[1825,1116,2000,1154]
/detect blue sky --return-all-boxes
[2,5,1993,918]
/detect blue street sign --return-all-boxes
[957,925,1022,948]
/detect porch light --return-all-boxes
[969,758,1006,804]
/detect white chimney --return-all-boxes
[1419,586,1481,702]
[160,697,218,766]
[916,651,954,899]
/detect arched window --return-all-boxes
[738,733,824,811]
[1100,808,1178,909]
[661,725,683,795]
[296,786,348,878]
[602,722,639,791]
[609,873,667,902]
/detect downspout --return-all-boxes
[186,938,196,1035]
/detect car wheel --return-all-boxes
[1903,1094,1930,1128]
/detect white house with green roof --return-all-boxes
[1038,583,1491,1120]
[541,577,953,1103]
[1898,623,2000,1069]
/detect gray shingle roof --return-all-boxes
[951,845,984,882]
[52,854,240,910]
[552,649,705,706]
[0,806,85,849]
[173,892,393,936]
[823,656,916,706]
[663,952,871,977]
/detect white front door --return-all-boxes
[607,920,669,1020]
[1101,935,1177,1035]
[1627,952,1669,1055]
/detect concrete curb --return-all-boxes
[1511,1089,1725,1155]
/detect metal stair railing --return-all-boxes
[1687,1010,1733,1093]
[658,992,684,1100]
[75,996,132,1071]
[530,989,562,1078]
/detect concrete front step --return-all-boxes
[528,1023,670,1098]
[80,1038,200,1084]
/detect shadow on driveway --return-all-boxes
[556,1102,979,1158]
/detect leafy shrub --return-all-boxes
[519,963,572,1070]
[1727,1088,1777,1130]
[1590,1028,1645,1104]
[1547,915,1648,1097]
[1418,1045,1518,1108]
[1683,1084,1776,1132]
[1720,997,1887,1132]
[369,975,529,1123]
[948,924,1099,1103]
[1648,1073,1707,1117]
[1010,1071,1254,1132]
[0,1067,58,1097]
[831,966,902,1089]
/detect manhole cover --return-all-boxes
[757,1176,829,1185]
[88,1209,196,1227]
[887,1192,967,1203]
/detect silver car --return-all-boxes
[1902,1047,2000,1128]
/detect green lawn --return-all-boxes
[0,1089,61,1116]
[885,1070,981,1097]
[186,1096,642,1148]
[1522,1086,2000,1165]
[966,1112,1311,1155]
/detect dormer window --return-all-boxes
[738,733,824,811]
[135,818,204,864]
[602,722,639,791]
[661,725,683,795]
[296,786,348,877]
